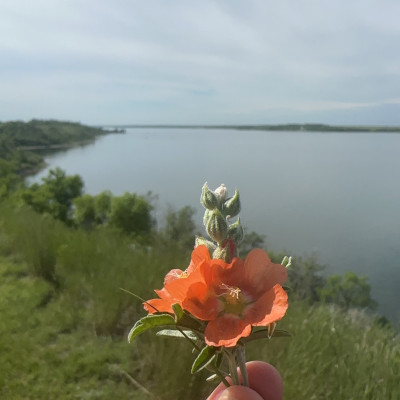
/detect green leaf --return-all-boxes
[128,314,175,343]
[214,351,223,369]
[172,303,184,322]
[272,329,292,337]
[241,328,291,344]
[156,329,197,340]
[171,303,204,333]
[191,345,217,374]
[206,374,218,382]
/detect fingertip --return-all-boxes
[207,361,283,400]
[214,385,264,400]
[246,361,283,400]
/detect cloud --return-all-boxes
[1,0,400,124]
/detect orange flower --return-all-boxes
[144,245,288,347]
[144,245,214,314]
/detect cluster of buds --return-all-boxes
[197,183,243,263]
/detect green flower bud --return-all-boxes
[203,209,212,226]
[200,182,218,210]
[195,236,217,253]
[213,239,236,262]
[223,188,241,218]
[206,209,228,244]
[227,217,244,244]
[214,184,228,202]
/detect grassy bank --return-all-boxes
[0,203,399,399]
[0,119,108,177]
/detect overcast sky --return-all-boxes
[1,0,400,125]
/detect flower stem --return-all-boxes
[225,348,240,385]
[211,367,230,388]
[236,345,249,387]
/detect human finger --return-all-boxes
[206,361,283,400]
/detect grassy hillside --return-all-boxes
[0,119,107,176]
[0,202,399,399]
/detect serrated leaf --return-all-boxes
[128,314,175,343]
[156,329,197,340]
[191,345,217,374]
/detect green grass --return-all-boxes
[0,203,399,399]
[248,302,400,399]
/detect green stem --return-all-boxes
[176,327,230,388]
[225,348,240,385]
[236,345,249,387]
[210,367,230,388]
[175,326,201,352]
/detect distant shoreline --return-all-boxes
[101,123,400,133]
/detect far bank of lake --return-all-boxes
[29,128,400,322]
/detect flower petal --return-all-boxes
[205,314,252,347]
[164,269,185,285]
[143,298,173,314]
[183,282,221,320]
[244,284,288,327]
[243,249,287,295]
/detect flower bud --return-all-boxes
[227,217,244,244]
[195,236,217,253]
[206,209,227,244]
[203,209,212,226]
[200,182,218,210]
[213,239,235,262]
[214,184,228,202]
[223,188,241,218]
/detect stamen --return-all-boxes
[170,270,189,279]
[220,283,241,299]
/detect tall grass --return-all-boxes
[0,202,399,399]
[0,203,61,282]
[247,301,400,399]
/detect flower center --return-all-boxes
[219,283,248,316]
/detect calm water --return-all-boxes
[30,128,400,321]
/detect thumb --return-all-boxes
[215,385,264,400]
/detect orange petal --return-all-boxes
[205,314,252,347]
[164,269,185,284]
[244,249,288,294]
[191,245,211,265]
[245,285,288,327]
[183,282,221,320]
[143,298,174,314]
[164,263,204,300]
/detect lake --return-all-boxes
[30,128,400,322]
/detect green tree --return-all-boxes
[238,230,266,258]
[163,205,197,250]
[318,271,377,310]
[0,159,21,198]
[94,190,112,224]
[72,194,96,228]
[21,167,83,223]
[286,255,326,303]
[108,192,153,237]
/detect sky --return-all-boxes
[1,0,400,126]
